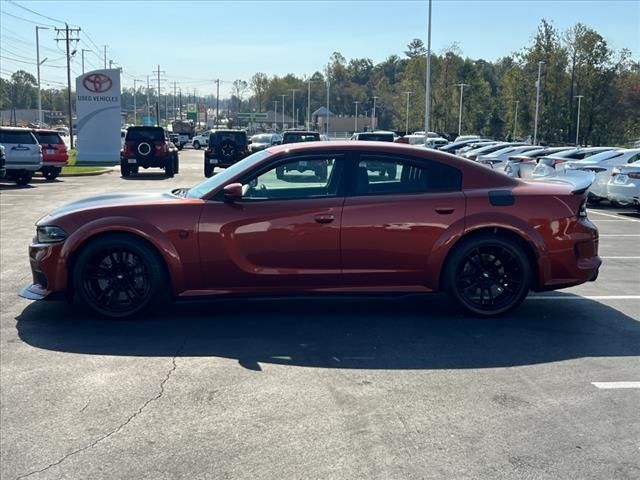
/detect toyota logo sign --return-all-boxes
[83,73,113,93]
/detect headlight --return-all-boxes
[36,226,68,243]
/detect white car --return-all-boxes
[564,148,640,204]
[461,142,514,161]
[503,147,574,178]
[0,127,43,185]
[607,160,640,209]
[191,131,211,150]
[532,147,619,178]
[477,145,542,170]
[454,134,481,142]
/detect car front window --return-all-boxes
[186,150,271,198]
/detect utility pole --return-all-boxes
[179,88,182,120]
[513,100,519,139]
[424,0,432,146]
[280,94,286,130]
[307,78,312,129]
[371,96,379,131]
[215,79,220,128]
[103,45,107,69]
[289,89,300,128]
[153,65,165,127]
[146,75,150,124]
[35,26,49,124]
[133,79,141,125]
[274,100,278,131]
[353,101,359,132]
[173,82,177,121]
[326,78,330,136]
[533,60,544,145]
[575,95,584,146]
[81,48,91,74]
[455,83,469,136]
[404,91,412,135]
[55,23,80,149]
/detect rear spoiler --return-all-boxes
[528,170,595,194]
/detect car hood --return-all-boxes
[40,190,179,223]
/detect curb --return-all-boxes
[59,169,112,177]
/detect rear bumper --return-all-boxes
[124,157,171,168]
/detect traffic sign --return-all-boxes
[187,103,196,113]
[237,112,268,120]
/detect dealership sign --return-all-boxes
[75,69,121,164]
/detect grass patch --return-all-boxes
[61,165,109,175]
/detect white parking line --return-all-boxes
[591,382,640,389]
[599,234,640,237]
[601,256,640,259]
[528,295,640,300]
[589,211,640,222]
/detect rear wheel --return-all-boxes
[204,162,214,178]
[164,156,175,178]
[444,235,531,316]
[15,172,33,185]
[120,158,131,177]
[43,167,61,181]
[173,154,180,174]
[73,234,168,318]
[193,141,201,150]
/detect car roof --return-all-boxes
[0,126,33,132]
[32,129,62,134]
[283,131,318,135]
[211,129,246,134]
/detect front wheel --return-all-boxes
[193,141,201,150]
[444,235,531,316]
[15,172,33,185]
[73,234,169,318]
[43,167,61,181]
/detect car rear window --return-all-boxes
[212,132,247,144]
[283,133,320,143]
[356,133,394,142]
[34,132,64,145]
[0,130,37,145]
[126,128,164,141]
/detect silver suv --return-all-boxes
[0,127,43,185]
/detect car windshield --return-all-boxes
[0,130,37,144]
[34,132,64,145]
[186,150,271,198]
[126,128,164,141]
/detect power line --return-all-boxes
[0,54,66,68]
[1,10,53,27]
[6,0,70,25]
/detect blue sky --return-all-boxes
[1,0,638,97]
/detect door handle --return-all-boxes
[314,214,335,224]
[435,207,455,215]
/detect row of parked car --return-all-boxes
[0,127,69,185]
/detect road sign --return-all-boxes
[186,111,197,121]
[237,112,269,120]
[187,103,196,113]
[198,103,206,113]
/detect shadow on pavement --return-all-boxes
[16,293,640,370]
[121,172,173,181]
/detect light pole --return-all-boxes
[371,96,379,130]
[326,78,330,136]
[575,94,584,146]
[307,78,312,129]
[513,100,519,140]
[455,83,469,136]
[533,60,544,145]
[35,26,49,124]
[280,94,286,130]
[424,0,432,146]
[353,101,360,132]
[289,88,300,128]
[273,100,278,131]
[81,49,91,75]
[133,79,142,125]
[404,91,412,135]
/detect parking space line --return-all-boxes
[600,256,640,259]
[591,382,640,389]
[599,234,640,237]
[589,210,640,222]
[527,295,640,300]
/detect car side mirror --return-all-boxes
[223,182,243,202]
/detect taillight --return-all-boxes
[154,141,166,153]
[553,158,567,166]
[578,200,588,218]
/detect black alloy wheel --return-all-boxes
[74,235,167,318]
[446,236,531,316]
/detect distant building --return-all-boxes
[0,109,68,126]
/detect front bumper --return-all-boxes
[19,241,67,301]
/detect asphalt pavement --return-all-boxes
[1,148,639,480]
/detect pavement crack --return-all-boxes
[15,354,179,480]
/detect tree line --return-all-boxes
[1,19,638,145]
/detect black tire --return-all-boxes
[164,156,175,178]
[173,154,179,174]
[43,167,61,181]
[204,162,214,178]
[444,234,531,317]
[276,165,285,180]
[120,158,131,177]
[72,234,169,318]
[16,171,33,185]
[610,199,632,208]
[193,141,201,150]
[587,195,602,206]
[131,165,139,174]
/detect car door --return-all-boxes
[341,152,465,288]
[197,152,346,290]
